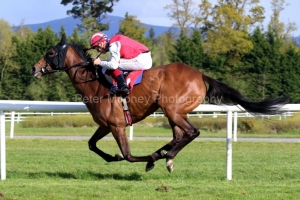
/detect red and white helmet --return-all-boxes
[90,32,108,48]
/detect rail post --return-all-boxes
[226,110,233,180]
[0,111,6,180]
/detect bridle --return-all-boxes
[41,43,97,82]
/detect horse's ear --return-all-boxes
[60,33,66,45]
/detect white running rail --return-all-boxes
[1,100,299,181]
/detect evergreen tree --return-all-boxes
[24,27,58,100]
[23,27,77,101]
[241,27,272,100]
[264,30,283,98]
[169,29,191,63]
[148,27,157,47]
[9,34,36,99]
[188,29,206,69]
[169,29,206,70]
[153,30,176,66]
[0,19,18,99]
[58,26,67,38]
[280,45,300,103]
[60,0,119,32]
[69,28,86,46]
[119,13,149,45]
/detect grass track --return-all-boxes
[5,122,300,138]
[1,139,300,199]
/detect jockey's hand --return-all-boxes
[93,58,101,66]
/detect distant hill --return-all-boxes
[21,16,300,46]
[294,36,300,46]
[23,15,179,38]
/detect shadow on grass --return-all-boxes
[9,171,143,181]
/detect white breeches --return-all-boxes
[118,52,152,71]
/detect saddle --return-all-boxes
[98,69,144,126]
[114,70,144,91]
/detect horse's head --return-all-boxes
[31,34,69,79]
[31,34,111,94]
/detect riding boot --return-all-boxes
[114,74,130,95]
[108,69,130,95]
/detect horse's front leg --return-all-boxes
[88,126,123,162]
[110,126,154,163]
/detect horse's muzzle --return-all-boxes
[31,66,42,79]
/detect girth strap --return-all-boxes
[121,96,132,126]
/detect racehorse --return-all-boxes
[31,34,288,173]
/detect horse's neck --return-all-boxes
[64,48,109,101]
[66,68,108,101]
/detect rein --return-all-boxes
[36,34,111,99]
[41,43,101,82]
[40,40,112,96]
[74,51,102,82]
[41,61,90,74]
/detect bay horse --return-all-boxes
[31,34,288,173]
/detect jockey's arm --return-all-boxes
[99,41,121,70]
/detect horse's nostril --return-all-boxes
[31,67,36,73]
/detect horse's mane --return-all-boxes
[68,41,113,88]
[69,41,92,62]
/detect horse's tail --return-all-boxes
[202,74,289,115]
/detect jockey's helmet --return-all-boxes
[90,32,108,49]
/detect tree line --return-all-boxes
[0,0,300,102]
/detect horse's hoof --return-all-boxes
[115,153,124,161]
[145,162,155,172]
[166,159,174,173]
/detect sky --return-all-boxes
[0,0,299,36]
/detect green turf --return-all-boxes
[1,139,300,200]
[6,122,300,138]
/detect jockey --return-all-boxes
[89,32,152,95]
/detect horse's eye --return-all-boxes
[48,51,55,56]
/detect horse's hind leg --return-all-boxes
[145,122,184,172]
[164,116,200,172]
[88,126,124,162]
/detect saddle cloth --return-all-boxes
[120,70,144,90]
